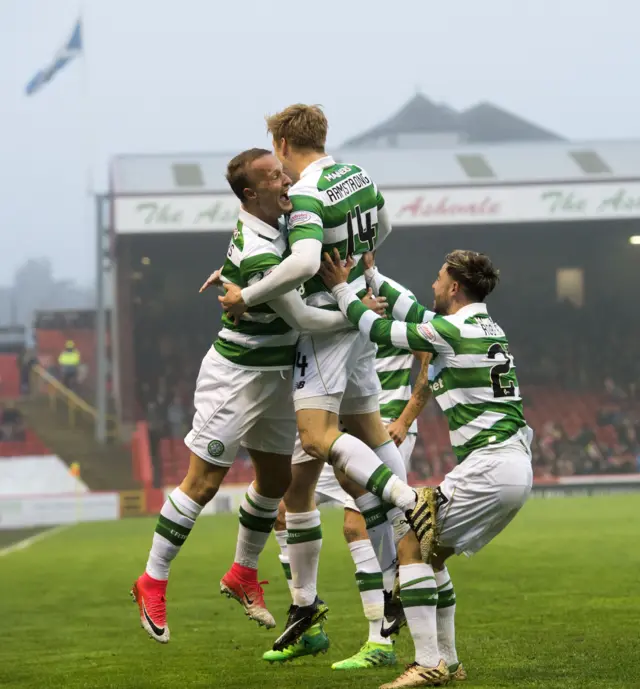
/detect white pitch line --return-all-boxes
[0,524,71,557]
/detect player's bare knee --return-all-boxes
[180,470,223,504]
[180,454,226,505]
[343,508,368,543]
[298,430,327,461]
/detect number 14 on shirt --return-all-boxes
[346,205,376,257]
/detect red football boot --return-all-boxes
[131,572,170,643]
[220,563,275,629]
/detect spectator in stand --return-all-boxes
[18,347,38,395]
[146,399,168,489]
[0,402,26,441]
[58,340,81,390]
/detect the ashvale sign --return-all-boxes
[114,182,640,233]
[115,196,239,233]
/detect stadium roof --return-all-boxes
[111,139,640,195]
[340,93,564,148]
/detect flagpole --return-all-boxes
[79,7,109,444]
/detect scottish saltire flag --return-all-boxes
[25,19,83,96]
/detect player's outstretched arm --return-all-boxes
[376,277,435,325]
[269,290,350,333]
[318,250,437,353]
[361,252,434,324]
[269,288,387,333]
[332,283,436,353]
[237,238,322,308]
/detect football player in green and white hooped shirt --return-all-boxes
[219,105,436,655]
[320,248,534,689]
[132,148,367,647]
[267,272,434,670]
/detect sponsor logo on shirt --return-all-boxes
[417,323,436,342]
[324,165,352,182]
[288,211,315,228]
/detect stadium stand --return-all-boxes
[133,295,640,488]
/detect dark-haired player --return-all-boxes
[320,249,533,688]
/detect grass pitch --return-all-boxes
[1,495,639,689]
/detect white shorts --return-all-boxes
[312,433,417,511]
[436,434,533,556]
[184,348,296,467]
[293,329,381,414]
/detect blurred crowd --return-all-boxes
[506,300,640,393]
[0,402,26,442]
[133,299,640,482]
[531,421,638,478]
[531,386,639,478]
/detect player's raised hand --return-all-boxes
[361,288,388,316]
[218,282,246,324]
[199,268,223,293]
[318,248,354,288]
[386,419,409,447]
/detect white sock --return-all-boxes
[275,529,294,596]
[354,493,397,588]
[349,539,389,646]
[375,440,408,482]
[286,510,322,607]
[435,567,458,667]
[375,442,412,540]
[234,483,280,569]
[146,488,203,580]
[399,562,440,668]
[330,434,416,510]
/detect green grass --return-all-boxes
[0,527,52,549]
[1,495,640,689]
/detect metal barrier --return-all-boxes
[29,364,119,441]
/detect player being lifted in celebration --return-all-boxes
[320,249,533,688]
[219,105,437,651]
[131,148,381,643]
[263,275,433,668]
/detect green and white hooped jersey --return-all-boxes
[214,209,297,370]
[374,277,420,434]
[341,280,527,463]
[287,155,384,308]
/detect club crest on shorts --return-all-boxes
[208,440,225,458]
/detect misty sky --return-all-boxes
[1,0,638,286]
